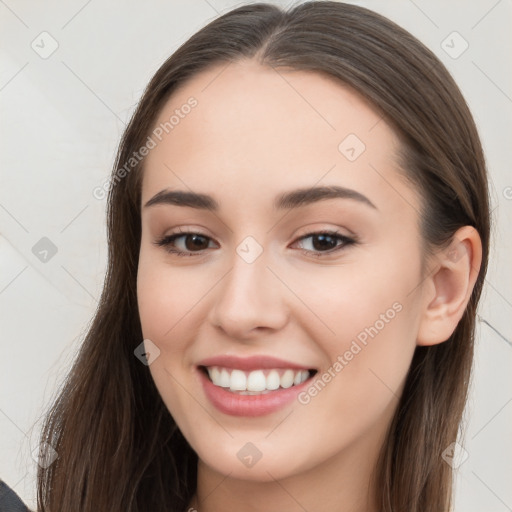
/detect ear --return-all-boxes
[417,226,483,346]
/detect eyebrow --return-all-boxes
[143,185,377,211]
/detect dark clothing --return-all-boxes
[0,479,30,512]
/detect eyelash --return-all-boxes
[153,228,357,258]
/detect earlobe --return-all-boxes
[416,226,483,346]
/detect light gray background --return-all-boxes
[1,1,511,510]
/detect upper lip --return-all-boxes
[197,355,314,371]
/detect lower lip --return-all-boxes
[198,368,313,417]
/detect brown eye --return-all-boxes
[294,231,356,255]
[182,234,210,251]
[153,232,216,256]
[310,233,339,251]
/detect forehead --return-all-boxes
[141,59,415,216]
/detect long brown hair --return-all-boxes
[36,2,490,511]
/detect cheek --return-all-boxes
[137,251,205,344]
[287,252,420,351]
[288,295,419,470]
[286,246,422,416]
[136,254,203,429]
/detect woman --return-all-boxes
[36,2,490,511]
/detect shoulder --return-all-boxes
[0,478,30,511]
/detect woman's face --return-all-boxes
[137,60,427,482]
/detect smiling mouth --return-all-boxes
[198,365,318,395]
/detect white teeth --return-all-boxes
[280,369,294,388]
[266,370,280,390]
[210,366,220,383]
[247,370,266,391]
[219,368,230,387]
[205,366,311,392]
[229,369,246,391]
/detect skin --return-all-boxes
[136,59,481,511]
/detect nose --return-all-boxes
[207,250,289,340]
